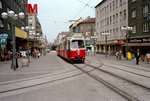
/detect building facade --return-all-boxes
[95,0,128,56]
[128,0,150,56]
[0,0,28,61]
[76,17,96,52]
[28,15,46,54]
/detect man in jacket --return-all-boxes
[135,49,141,65]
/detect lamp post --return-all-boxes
[1,11,25,71]
[21,26,35,63]
[102,33,110,58]
[121,27,133,60]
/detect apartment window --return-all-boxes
[124,10,126,20]
[113,15,115,24]
[110,16,112,25]
[113,29,115,34]
[0,0,2,9]
[116,0,118,8]
[107,18,109,26]
[7,23,10,30]
[7,8,10,12]
[116,13,118,23]
[132,9,136,18]
[143,5,148,17]
[131,0,136,2]
[143,23,149,32]
[120,11,122,21]
[116,28,118,34]
[132,26,136,34]
[14,0,16,5]
[110,3,112,11]
[120,0,122,6]
[107,5,109,13]
[110,29,112,34]
[0,19,4,27]
[113,1,115,10]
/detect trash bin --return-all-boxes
[22,57,29,67]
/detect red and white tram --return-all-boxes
[57,33,85,62]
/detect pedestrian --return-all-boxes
[135,49,141,65]
[4,51,8,64]
[32,49,37,60]
[16,52,19,68]
[116,51,119,60]
[119,50,123,60]
[11,52,19,69]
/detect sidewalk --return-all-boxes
[86,53,150,68]
[0,52,74,83]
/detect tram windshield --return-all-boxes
[71,40,84,49]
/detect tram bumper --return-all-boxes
[70,57,85,61]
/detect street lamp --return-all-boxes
[121,26,133,60]
[102,33,110,58]
[21,26,35,63]
[1,11,25,71]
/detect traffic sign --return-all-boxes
[0,38,7,45]
[0,33,9,39]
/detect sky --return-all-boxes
[28,0,101,43]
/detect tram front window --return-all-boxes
[71,40,84,49]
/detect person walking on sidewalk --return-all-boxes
[16,52,19,68]
[135,49,141,65]
[4,51,8,64]
[116,51,119,60]
[119,50,123,60]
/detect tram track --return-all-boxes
[88,57,150,73]
[72,63,140,101]
[85,62,150,91]
[71,58,150,101]
[85,59,150,91]
[86,58,150,79]
[0,69,88,94]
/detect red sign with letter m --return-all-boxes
[25,4,38,15]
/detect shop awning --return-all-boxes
[38,45,46,48]
[15,27,27,39]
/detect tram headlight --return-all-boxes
[71,57,75,58]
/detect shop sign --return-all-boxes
[0,33,9,39]
[0,39,7,45]
[25,4,38,15]
[129,38,150,43]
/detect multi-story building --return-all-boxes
[76,17,96,52]
[95,0,128,56]
[56,31,70,45]
[69,17,84,34]
[0,0,28,60]
[128,0,150,56]
[28,15,46,54]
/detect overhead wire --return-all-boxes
[78,0,94,9]
[72,0,94,20]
